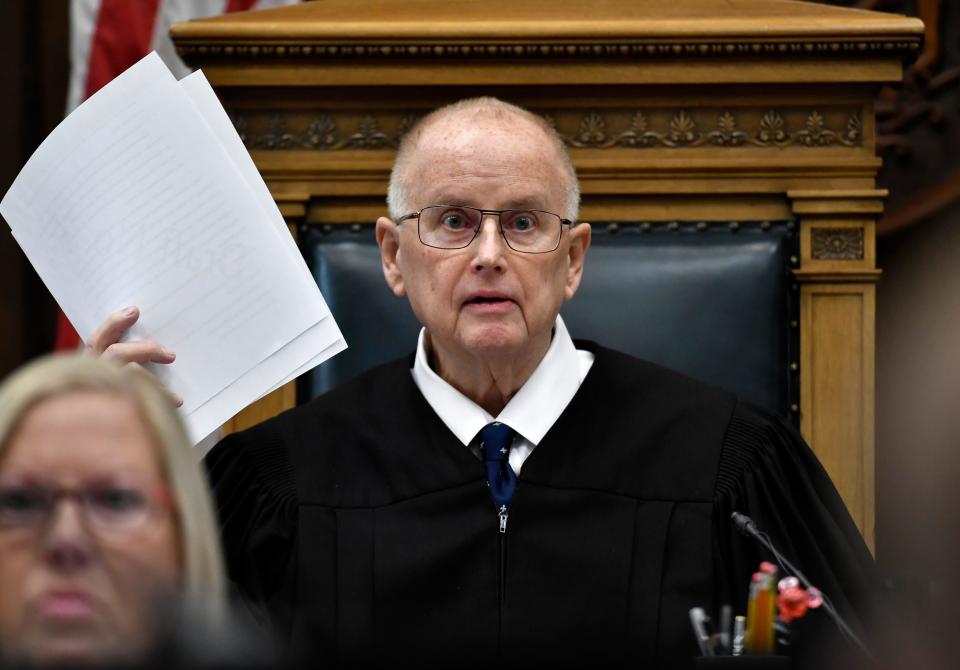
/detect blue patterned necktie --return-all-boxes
[479,421,517,515]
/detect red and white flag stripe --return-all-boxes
[56,0,297,349]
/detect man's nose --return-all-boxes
[40,499,95,573]
[472,215,507,269]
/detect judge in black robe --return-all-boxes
[82,95,879,669]
[206,341,877,669]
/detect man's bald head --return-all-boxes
[387,97,580,221]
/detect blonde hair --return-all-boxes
[387,96,580,221]
[0,354,226,624]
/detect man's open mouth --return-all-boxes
[467,296,511,305]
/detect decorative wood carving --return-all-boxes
[236,108,863,151]
[237,113,418,150]
[812,227,866,260]
[552,109,863,149]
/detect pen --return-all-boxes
[732,615,746,656]
[689,607,715,657]
[719,604,732,654]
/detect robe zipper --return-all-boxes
[498,506,509,606]
[497,504,509,644]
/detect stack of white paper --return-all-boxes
[1,52,346,444]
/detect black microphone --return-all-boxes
[730,511,873,661]
[730,511,759,537]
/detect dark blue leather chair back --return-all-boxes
[304,221,797,414]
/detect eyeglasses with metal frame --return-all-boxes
[397,204,574,254]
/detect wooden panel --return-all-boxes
[173,0,923,37]
[221,380,297,436]
[191,60,909,88]
[800,284,876,550]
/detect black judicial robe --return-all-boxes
[206,342,877,668]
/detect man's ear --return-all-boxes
[563,222,591,301]
[376,216,406,297]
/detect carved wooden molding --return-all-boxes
[176,40,920,62]
[236,108,862,151]
[237,114,418,150]
[549,109,862,149]
[811,227,865,260]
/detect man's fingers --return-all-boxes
[86,308,182,407]
[103,340,176,366]
[86,306,140,354]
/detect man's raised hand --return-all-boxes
[86,306,182,406]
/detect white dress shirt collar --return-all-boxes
[411,315,586,447]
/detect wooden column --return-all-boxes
[790,189,884,549]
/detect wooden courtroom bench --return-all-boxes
[171,0,924,551]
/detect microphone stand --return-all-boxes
[730,511,874,662]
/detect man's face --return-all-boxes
[378,116,590,366]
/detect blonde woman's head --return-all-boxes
[0,354,225,665]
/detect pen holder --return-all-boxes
[694,657,790,669]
